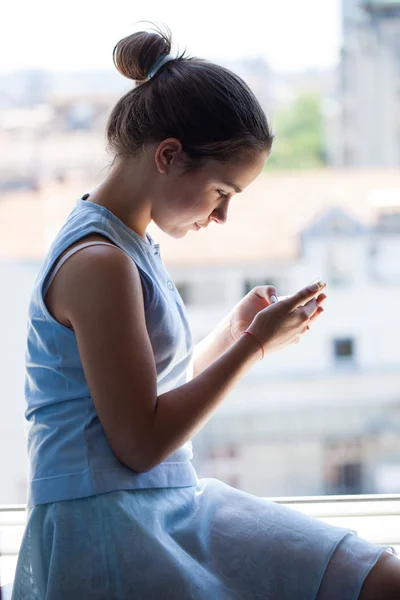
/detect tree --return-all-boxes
[266,92,326,170]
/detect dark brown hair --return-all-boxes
[107,26,274,166]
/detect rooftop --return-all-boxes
[1,168,400,266]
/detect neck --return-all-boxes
[88,154,154,239]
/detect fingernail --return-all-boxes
[270,295,278,303]
[311,278,326,289]
[310,283,319,292]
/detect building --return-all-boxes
[184,201,400,497]
[329,0,400,166]
[1,168,400,502]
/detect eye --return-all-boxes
[217,190,229,200]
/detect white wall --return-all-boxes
[239,439,324,497]
[171,230,400,377]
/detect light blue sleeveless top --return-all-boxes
[24,195,198,507]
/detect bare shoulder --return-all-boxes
[44,232,158,472]
[45,233,136,328]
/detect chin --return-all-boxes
[171,230,188,239]
[157,223,189,239]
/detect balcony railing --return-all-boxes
[1,494,399,596]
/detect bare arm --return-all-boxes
[54,246,260,473]
[55,245,322,473]
[152,332,258,469]
[192,314,233,377]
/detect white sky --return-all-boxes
[1,0,341,73]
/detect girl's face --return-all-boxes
[151,143,269,239]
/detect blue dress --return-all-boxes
[12,195,396,599]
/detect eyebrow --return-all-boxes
[225,182,242,193]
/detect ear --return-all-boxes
[155,138,183,174]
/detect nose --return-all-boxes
[210,204,228,225]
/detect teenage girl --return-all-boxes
[12,27,400,600]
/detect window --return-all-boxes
[333,338,355,363]
[324,438,363,494]
[326,462,363,495]
[4,6,400,518]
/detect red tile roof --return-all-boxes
[1,168,399,265]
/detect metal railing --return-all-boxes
[1,494,399,592]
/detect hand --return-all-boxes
[247,282,326,356]
[227,285,279,344]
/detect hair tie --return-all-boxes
[147,53,174,80]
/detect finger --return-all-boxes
[298,293,326,320]
[306,307,324,329]
[280,292,326,304]
[309,306,324,323]
[285,281,326,311]
[297,298,319,321]
[295,294,326,321]
[306,306,324,332]
[253,285,278,305]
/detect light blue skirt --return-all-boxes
[11,478,396,599]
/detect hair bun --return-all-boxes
[113,28,172,83]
